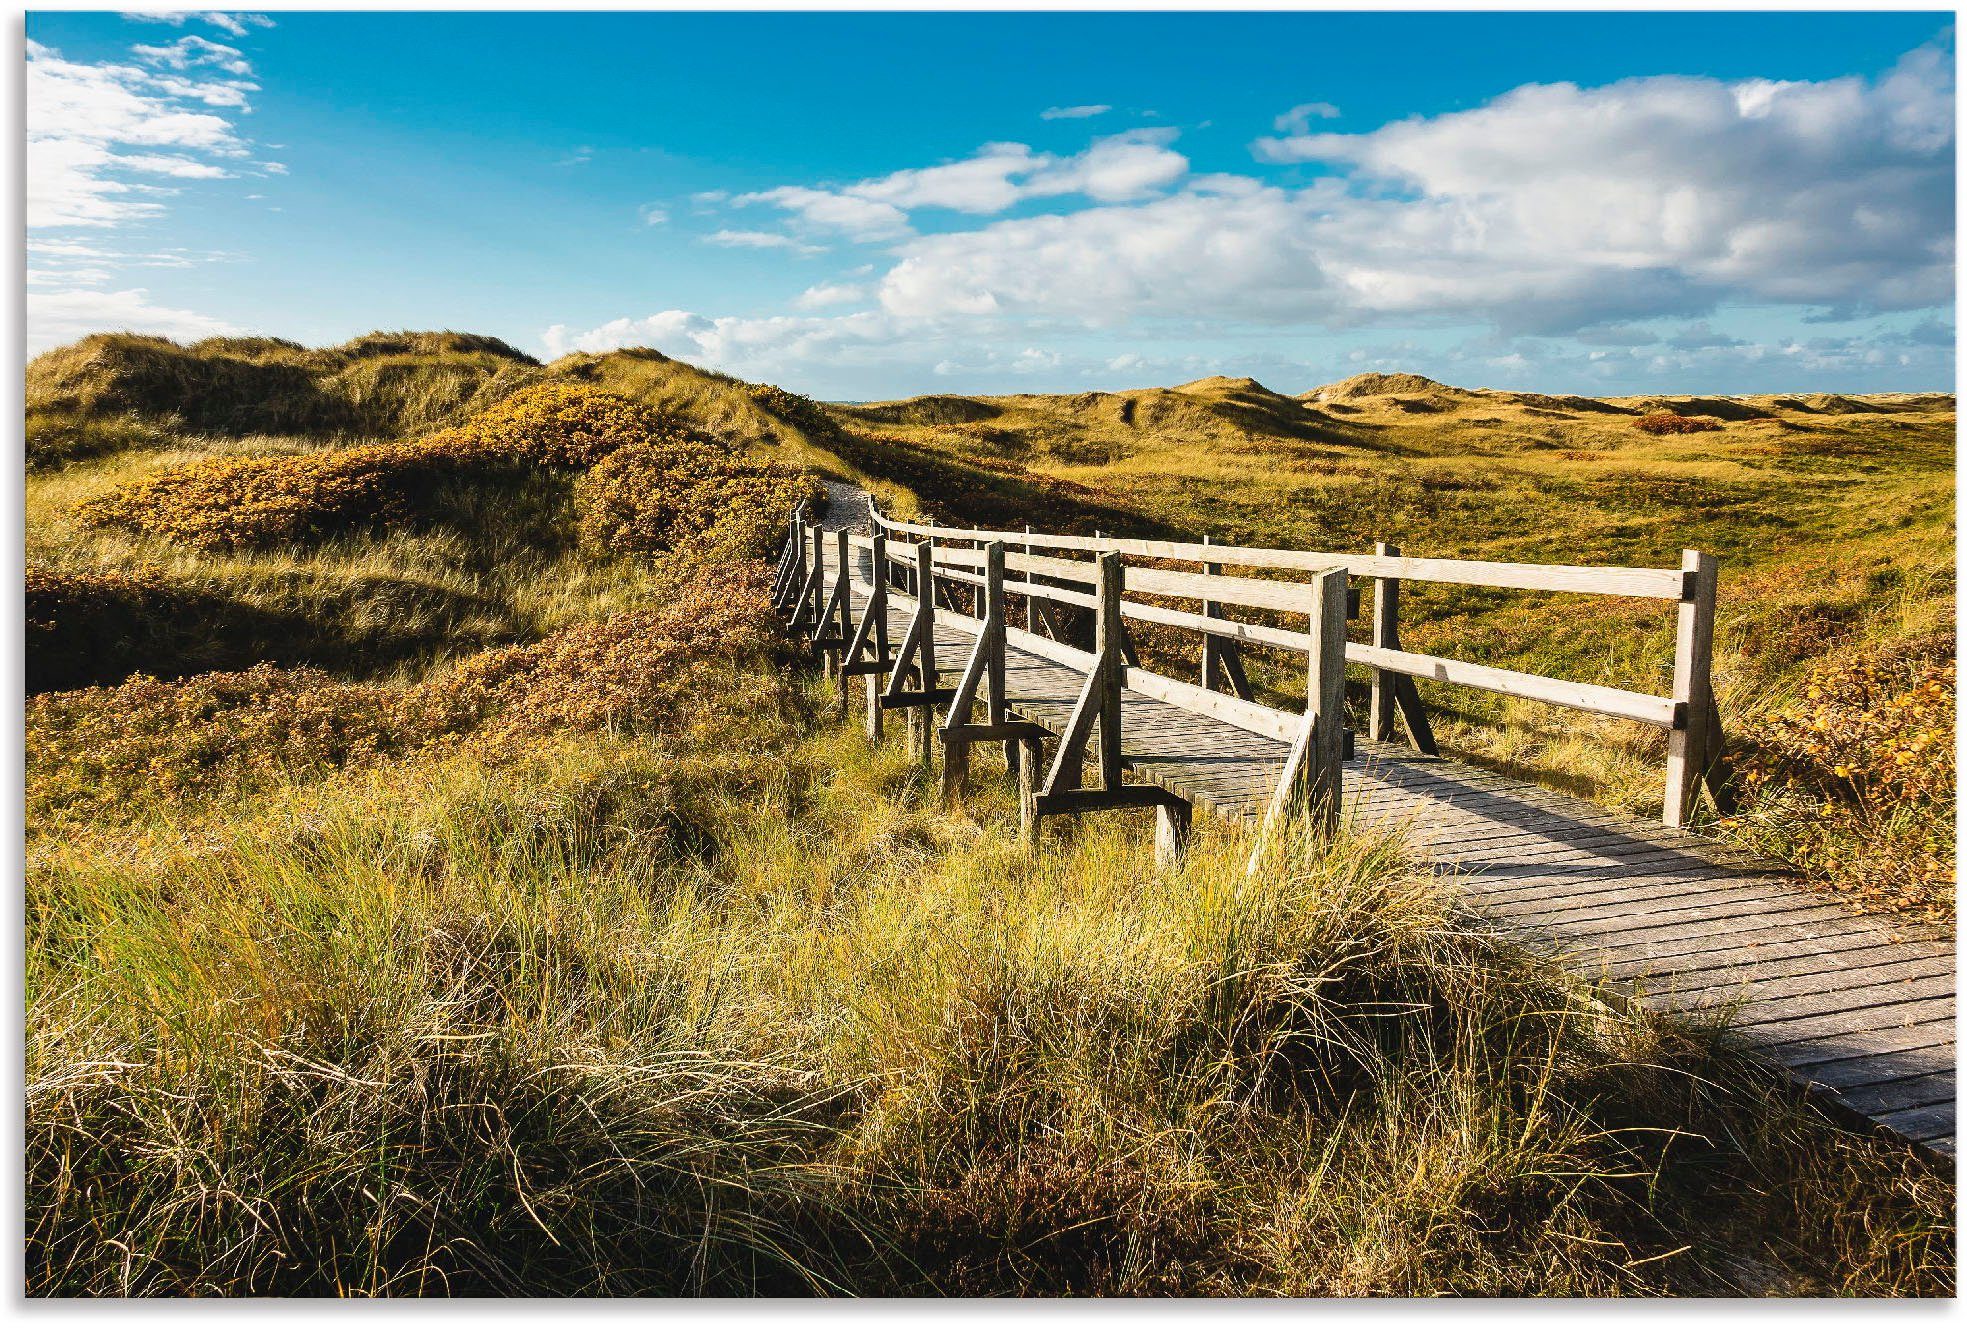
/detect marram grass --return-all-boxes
[26,695,1953,1295]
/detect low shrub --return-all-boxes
[74,445,410,550]
[1634,412,1722,435]
[73,384,812,556]
[1725,639,1955,919]
[574,432,813,559]
[27,561,790,825]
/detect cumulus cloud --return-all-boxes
[794,282,865,310]
[28,285,239,351]
[1041,104,1111,120]
[730,130,1189,240]
[1272,101,1339,133]
[875,44,1953,334]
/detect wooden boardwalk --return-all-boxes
[783,507,1955,1157]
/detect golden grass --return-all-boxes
[26,681,1954,1294]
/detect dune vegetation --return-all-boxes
[23,332,1955,1296]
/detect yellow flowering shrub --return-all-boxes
[573,430,813,559]
[73,385,737,551]
[27,562,789,824]
[76,446,410,550]
[1724,641,1955,919]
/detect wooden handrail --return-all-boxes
[870,511,1684,599]
[819,501,1721,825]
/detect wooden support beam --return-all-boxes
[1394,675,1439,756]
[1034,786,1183,815]
[787,522,826,633]
[829,528,855,717]
[1664,548,1719,829]
[1200,534,1254,701]
[1155,799,1193,870]
[880,687,957,709]
[1095,553,1125,791]
[1249,566,1350,871]
[944,720,1051,742]
[1370,540,1402,745]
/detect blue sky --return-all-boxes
[25,10,1956,398]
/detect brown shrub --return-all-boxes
[27,562,790,824]
[74,385,748,551]
[574,433,813,560]
[75,446,411,550]
[1634,412,1722,435]
[1726,639,1955,919]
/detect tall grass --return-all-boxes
[26,686,1953,1295]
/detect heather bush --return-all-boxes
[75,445,411,550]
[27,561,789,825]
[73,385,814,555]
[574,432,813,559]
[1634,412,1722,435]
[1724,639,1955,919]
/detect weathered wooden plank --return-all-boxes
[1830,1072,1957,1117]
[873,514,1684,598]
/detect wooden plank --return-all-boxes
[1829,1073,1957,1117]
[873,515,1685,598]
[1744,1003,1955,1050]
[1348,642,1679,728]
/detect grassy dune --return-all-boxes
[23,335,1955,1295]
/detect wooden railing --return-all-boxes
[771,499,1720,831]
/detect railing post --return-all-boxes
[1664,548,1718,828]
[865,533,888,742]
[831,526,852,706]
[1307,567,1349,832]
[1023,524,1035,633]
[910,540,937,768]
[1370,540,1400,743]
[807,520,825,630]
[941,540,1005,804]
[1096,551,1124,791]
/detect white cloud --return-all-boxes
[730,130,1190,240]
[873,45,1952,334]
[27,39,253,228]
[704,229,825,254]
[794,282,865,310]
[638,204,669,225]
[1272,102,1340,133]
[28,285,240,352]
[28,33,263,349]
[132,34,253,76]
[548,42,1954,397]
[1041,104,1111,120]
[123,12,274,38]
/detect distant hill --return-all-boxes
[25,331,870,484]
